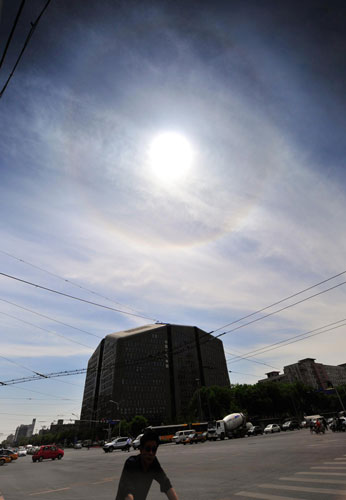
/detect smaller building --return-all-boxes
[258,358,346,390]
[14,418,36,443]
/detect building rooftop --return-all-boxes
[106,323,166,340]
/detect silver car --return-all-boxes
[264,424,281,434]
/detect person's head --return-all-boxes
[139,431,160,468]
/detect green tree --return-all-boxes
[130,416,148,437]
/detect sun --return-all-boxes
[149,132,193,182]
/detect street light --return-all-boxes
[109,400,121,439]
[327,381,346,413]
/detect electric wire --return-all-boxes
[0,0,26,69]
[0,0,52,99]
[0,249,153,319]
[215,278,346,340]
[0,354,84,387]
[0,297,103,339]
[211,269,346,334]
[0,310,95,349]
[227,317,346,365]
[0,272,158,321]
[223,348,278,369]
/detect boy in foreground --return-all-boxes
[115,431,178,500]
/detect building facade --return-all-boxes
[14,418,36,443]
[81,323,229,426]
[258,358,346,390]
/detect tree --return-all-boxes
[130,416,148,437]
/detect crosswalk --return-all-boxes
[234,454,346,499]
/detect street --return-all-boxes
[1,430,346,500]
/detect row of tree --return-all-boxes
[3,382,345,448]
[2,415,149,448]
[188,382,346,422]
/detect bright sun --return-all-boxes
[149,132,193,182]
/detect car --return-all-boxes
[74,442,82,449]
[132,434,144,450]
[264,424,281,434]
[18,447,27,456]
[172,430,193,444]
[247,426,263,436]
[281,420,300,431]
[184,432,207,444]
[32,445,64,462]
[0,449,18,461]
[103,437,131,452]
[0,455,12,466]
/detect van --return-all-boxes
[172,430,193,444]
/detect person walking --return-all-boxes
[115,430,178,500]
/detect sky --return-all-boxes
[1,0,346,439]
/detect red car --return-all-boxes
[32,445,64,462]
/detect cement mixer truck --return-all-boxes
[207,413,248,440]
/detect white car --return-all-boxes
[132,434,144,450]
[264,424,281,434]
[103,437,131,452]
[18,448,27,457]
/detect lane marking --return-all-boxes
[29,487,70,496]
[280,476,346,485]
[324,461,346,464]
[235,492,303,499]
[311,466,346,469]
[91,478,114,485]
[259,483,346,495]
[297,472,346,476]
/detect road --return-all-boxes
[1,430,346,500]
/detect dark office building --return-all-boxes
[81,323,229,426]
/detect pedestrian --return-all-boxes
[309,420,314,434]
[126,437,132,452]
[115,430,178,500]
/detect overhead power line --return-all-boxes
[0,0,26,69]
[0,296,103,339]
[211,269,346,334]
[0,248,153,319]
[0,310,95,349]
[215,278,346,340]
[0,0,52,99]
[0,368,86,386]
[227,317,346,366]
[0,354,82,388]
[0,272,158,321]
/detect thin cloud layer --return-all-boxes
[1,0,346,436]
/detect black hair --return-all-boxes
[139,431,160,448]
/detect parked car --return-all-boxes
[281,420,300,431]
[182,432,207,444]
[0,449,18,461]
[264,424,281,434]
[18,448,27,456]
[32,445,64,462]
[132,434,144,450]
[247,426,263,436]
[103,437,131,452]
[74,442,82,449]
[0,455,12,466]
[172,430,193,444]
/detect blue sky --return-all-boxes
[1,0,346,438]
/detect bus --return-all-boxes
[145,424,189,443]
[145,422,209,443]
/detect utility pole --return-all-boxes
[327,381,346,413]
[196,378,202,421]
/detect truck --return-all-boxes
[207,413,248,440]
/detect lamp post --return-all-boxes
[195,379,202,421]
[327,381,346,413]
[109,400,121,439]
